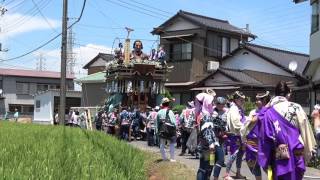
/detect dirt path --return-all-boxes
[130,140,320,180]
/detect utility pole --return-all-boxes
[0,5,8,53]
[59,0,68,125]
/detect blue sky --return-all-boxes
[0,0,311,77]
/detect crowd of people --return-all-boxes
[91,80,319,180]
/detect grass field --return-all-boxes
[0,122,146,179]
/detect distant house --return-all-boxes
[75,71,106,107]
[153,10,309,106]
[152,10,255,104]
[0,68,74,117]
[83,53,113,75]
[199,43,309,106]
[33,89,81,124]
[76,53,113,107]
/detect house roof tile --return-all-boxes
[83,53,113,69]
[179,10,255,37]
[219,68,263,85]
[153,10,256,38]
[245,43,309,75]
[0,68,74,79]
[75,71,105,83]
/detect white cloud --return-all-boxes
[32,43,112,78]
[32,44,112,91]
[0,13,60,39]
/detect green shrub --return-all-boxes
[244,97,256,115]
[172,105,186,114]
[161,89,172,100]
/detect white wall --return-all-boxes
[310,31,320,62]
[310,0,320,62]
[230,38,239,52]
[33,92,53,124]
[221,49,293,77]
[312,65,320,82]
[165,17,199,31]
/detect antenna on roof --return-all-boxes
[246,24,250,33]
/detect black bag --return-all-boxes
[158,110,176,139]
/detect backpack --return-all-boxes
[148,112,157,129]
[184,109,195,129]
[158,110,176,139]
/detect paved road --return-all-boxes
[129,140,320,180]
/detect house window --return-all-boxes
[312,0,319,34]
[49,84,60,90]
[222,37,231,57]
[9,104,34,113]
[16,82,30,95]
[36,100,41,109]
[37,84,49,92]
[170,42,192,61]
[206,33,222,59]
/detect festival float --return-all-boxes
[104,28,171,111]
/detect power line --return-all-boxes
[104,0,166,20]
[31,0,58,33]
[0,0,87,62]
[98,0,244,55]
[130,0,172,15]
[77,23,149,30]
[3,0,51,32]
[117,0,170,18]
[4,0,26,12]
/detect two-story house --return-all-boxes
[152,10,255,83]
[0,68,74,116]
[152,10,309,106]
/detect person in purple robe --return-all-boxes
[241,91,271,180]
[258,81,316,180]
[224,91,246,180]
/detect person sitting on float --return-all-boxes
[130,40,148,62]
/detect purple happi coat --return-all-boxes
[228,107,246,154]
[258,106,305,180]
[245,110,260,163]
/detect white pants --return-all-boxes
[160,137,176,160]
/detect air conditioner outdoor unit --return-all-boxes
[207,61,219,72]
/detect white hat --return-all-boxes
[206,88,216,97]
[161,97,170,104]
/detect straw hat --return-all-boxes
[233,91,245,99]
[161,97,171,104]
[256,91,270,99]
